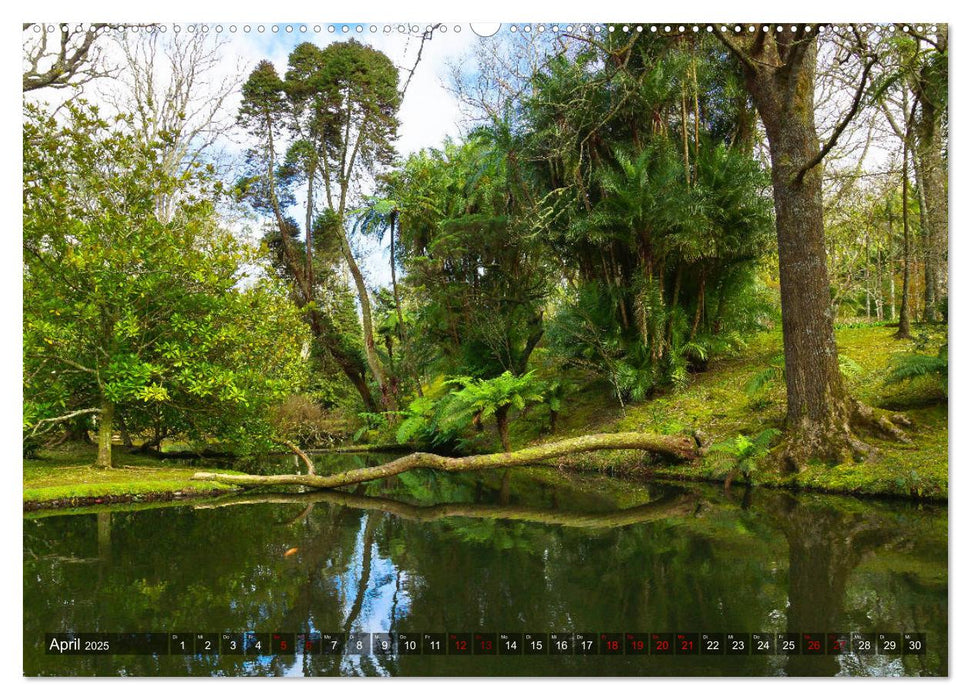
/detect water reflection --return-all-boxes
[23,468,947,676]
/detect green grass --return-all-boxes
[24,444,244,506]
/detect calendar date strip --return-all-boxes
[45,631,927,656]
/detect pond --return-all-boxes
[23,461,947,677]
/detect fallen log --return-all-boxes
[192,431,701,491]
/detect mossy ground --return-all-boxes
[23,444,244,507]
[491,324,947,501]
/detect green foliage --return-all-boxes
[23,102,309,457]
[387,131,551,379]
[443,371,544,426]
[235,40,402,412]
[708,429,780,480]
[352,411,398,444]
[745,354,865,397]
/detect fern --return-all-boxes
[709,428,780,478]
[838,355,864,380]
[885,344,947,394]
[744,354,785,396]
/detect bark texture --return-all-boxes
[95,401,114,469]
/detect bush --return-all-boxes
[270,395,346,447]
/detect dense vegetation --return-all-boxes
[22,25,947,498]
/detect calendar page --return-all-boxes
[21,12,949,682]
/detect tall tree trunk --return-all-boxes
[721,27,865,466]
[666,265,683,348]
[261,113,376,412]
[864,226,872,321]
[912,27,948,320]
[338,230,393,409]
[308,309,377,412]
[95,400,114,469]
[896,120,913,340]
[690,267,706,341]
[680,88,691,185]
[913,152,934,320]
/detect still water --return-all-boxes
[23,459,947,676]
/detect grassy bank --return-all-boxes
[23,325,947,509]
[23,445,244,510]
[478,324,948,501]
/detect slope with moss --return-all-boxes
[467,324,948,501]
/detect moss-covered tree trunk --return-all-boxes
[896,118,913,340]
[95,400,114,468]
[193,431,701,490]
[748,36,854,464]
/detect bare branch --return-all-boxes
[400,24,442,99]
[23,23,116,92]
[794,50,877,184]
[278,438,316,476]
[29,408,101,437]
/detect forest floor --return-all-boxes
[491,323,948,501]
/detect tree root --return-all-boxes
[850,400,914,445]
[779,400,914,472]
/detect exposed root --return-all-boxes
[850,400,914,445]
[779,423,871,473]
[778,399,914,473]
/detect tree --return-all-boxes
[237,41,402,408]
[389,134,552,380]
[905,27,948,320]
[108,29,239,219]
[715,25,906,466]
[23,103,308,466]
[236,57,376,412]
[523,33,773,398]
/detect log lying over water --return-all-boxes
[194,489,702,529]
[192,432,701,491]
